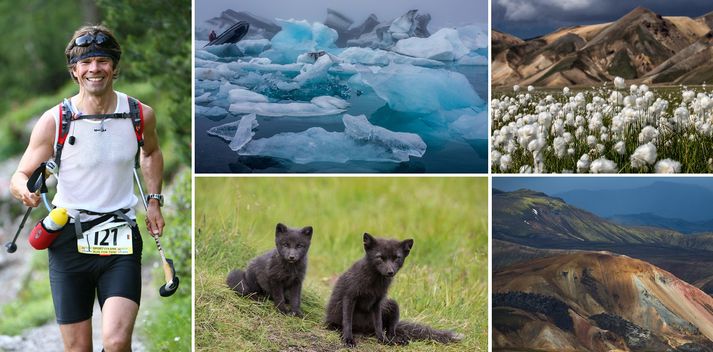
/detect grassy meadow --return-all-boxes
[195,177,488,351]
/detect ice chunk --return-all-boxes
[361,64,482,114]
[202,43,243,58]
[338,47,443,67]
[311,96,350,110]
[457,54,488,66]
[389,10,418,39]
[343,114,426,159]
[294,54,335,84]
[236,39,271,56]
[228,88,269,103]
[229,95,348,116]
[393,28,469,61]
[457,24,488,51]
[195,50,219,61]
[229,114,258,151]
[261,19,338,63]
[448,110,488,140]
[195,92,212,104]
[228,114,425,163]
[196,105,228,119]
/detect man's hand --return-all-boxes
[145,201,165,237]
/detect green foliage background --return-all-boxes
[195,177,489,351]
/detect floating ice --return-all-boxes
[260,19,338,63]
[360,64,482,114]
[236,39,271,56]
[456,24,488,51]
[208,114,425,163]
[229,96,348,116]
[206,114,259,151]
[448,110,489,140]
[202,43,243,58]
[196,105,228,119]
[228,88,269,103]
[343,114,426,159]
[338,47,443,67]
[393,28,469,61]
[294,54,336,84]
[457,54,488,66]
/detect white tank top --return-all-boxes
[51,91,139,220]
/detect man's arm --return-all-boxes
[10,110,56,207]
[139,104,165,236]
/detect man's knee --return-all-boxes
[102,333,132,352]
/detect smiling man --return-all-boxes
[9,25,164,352]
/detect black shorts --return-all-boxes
[48,218,143,324]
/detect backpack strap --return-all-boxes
[127,97,144,169]
[53,101,74,174]
[53,96,145,173]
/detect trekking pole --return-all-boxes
[133,169,179,297]
[5,163,49,253]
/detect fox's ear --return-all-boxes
[402,239,414,256]
[363,233,375,249]
[302,226,313,237]
[276,223,287,236]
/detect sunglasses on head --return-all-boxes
[73,32,112,47]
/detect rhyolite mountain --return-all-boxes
[493,189,713,291]
[494,252,713,351]
[492,7,713,87]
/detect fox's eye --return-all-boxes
[396,255,402,260]
[375,255,383,260]
[282,243,289,247]
[296,244,303,248]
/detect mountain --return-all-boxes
[494,252,713,351]
[555,181,713,222]
[492,7,713,87]
[493,189,713,291]
[608,212,713,234]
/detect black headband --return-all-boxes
[68,47,120,64]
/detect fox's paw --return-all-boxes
[290,309,304,318]
[390,335,409,345]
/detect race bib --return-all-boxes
[77,221,133,255]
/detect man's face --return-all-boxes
[72,56,115,95]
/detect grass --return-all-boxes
[195,177,488,351]
[0,251,55,334]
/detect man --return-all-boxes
[9,25,164,352]
[209,29,217,42]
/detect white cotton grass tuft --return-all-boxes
[614,76,625,89]
[590,157,618,174]
[630,143,657,168]
[655,159,681,173]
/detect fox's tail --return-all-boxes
[396,321,465,343]
[226,268,248,295]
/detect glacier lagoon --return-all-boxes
[195,16,488,173]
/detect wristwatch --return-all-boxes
[146,194,164,207]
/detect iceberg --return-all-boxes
[457,24,488,51]
[229,96,349,116]
[209,114,425,163]
[345,10,430,49]
[228,88,269,103]
[360,64,482,114]
[457,54,488,66]
[236,39,271,56]
[294,54,336,84]
[343,114,426,160]
[260,19,338,63]
[448,110,489,140]
[338,47,443,67]
[196,105,229,119]
[392,28,469,61]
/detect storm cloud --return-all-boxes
[494,0,713,39]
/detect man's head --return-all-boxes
[65,25,122,83]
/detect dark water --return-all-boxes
[195,64,488,173]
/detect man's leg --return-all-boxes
[101,297,139,352]
[59,319,92,352]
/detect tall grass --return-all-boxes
[195,177,488,351]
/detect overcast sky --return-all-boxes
[493,177,713,194]
[494,0,713,39]
[196,0,487,30]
